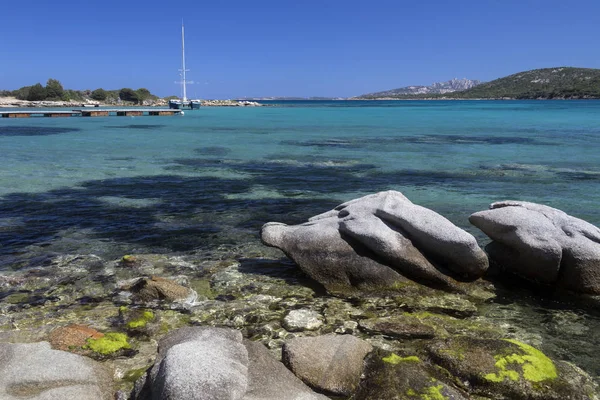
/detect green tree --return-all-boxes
[135,88,151,104]
[45,78,64,100]
[91,88,107,101]
[119,88,138,103]
[14,86,31,100]
[27,83,47,101]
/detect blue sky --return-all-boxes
[1,0,599,98]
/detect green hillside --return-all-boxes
[455,67,600,99]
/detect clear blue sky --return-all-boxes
[1,0,599,98]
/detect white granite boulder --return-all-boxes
[261,191,488,292]
[0,341,113,400]
[133,327,328,400]
[469,200,600,294]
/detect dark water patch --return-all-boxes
[0,174,340,268]
[105,124,165,130]
[0,126,81,137]
[105,156,136,161]
[400,134,543,146]
[279,134,552,151]
[555,171,600,181]
[281,139,362,148]
[264,153,364,166]
[194,146,231,156]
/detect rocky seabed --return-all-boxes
[1,190,599,399]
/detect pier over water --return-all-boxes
[0,109,183,118]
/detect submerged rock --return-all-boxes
[470,201,600,294]
[48,324,104,352]
[261,191,488,293]
[282,334,373,396]
[124,276,196,302]
[0,341,113,400]
[282,309,323,332]
[427,336,599,399]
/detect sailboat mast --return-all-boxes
[181,23,188,102]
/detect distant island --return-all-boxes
[354,67,600,100]
[353,78,482,99]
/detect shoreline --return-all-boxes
[0,97,262,108]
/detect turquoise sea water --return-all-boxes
[1,100,600,267]
[1,100,600,380]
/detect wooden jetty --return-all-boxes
[0,109,183,118]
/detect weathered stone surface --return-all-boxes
[243,340,328,400]
[146,327,249,400]
[282,334,373,396]
[470,201,600,294]
[48,324,104,351]
[261,191,488,293]
[0,341,113,400]
[359,316,436,339]
[126,276,195,302]
[427,336,599,400]
[353,348,469,400]
[283,309,323,332]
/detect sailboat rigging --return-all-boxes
[169,23,201,110]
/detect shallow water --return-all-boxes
[1,100,600,381]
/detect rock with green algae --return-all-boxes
[351,348,469,400]
[123,308,157,336]
[427,336,599,400]
[85,332,132,358]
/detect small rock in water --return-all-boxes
[124,276,195,302]
[48,324,104,352]
[282,309,323,331]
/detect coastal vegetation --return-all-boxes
[356,67,600,100]
[0,78,159,104]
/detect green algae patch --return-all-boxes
[382,353,421,364]
[85,332,130,355]
[126,310,155,329]
[423,384,448,400]
[123,367,149,382]
[483,339,557,384]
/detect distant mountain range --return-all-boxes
[353,78,482,99]
[354,67,600,100]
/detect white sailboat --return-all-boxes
[169,23,201,110]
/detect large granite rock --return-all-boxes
[133,327,328,400]
[0,341,113,400]
[282,334,373,396]
[146,327,249,400]
[470,201,600,294]
[261,191,488,292]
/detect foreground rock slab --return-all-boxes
[0,342,113,400]
[133,327,327,400]
[470,201,600,294]
[282,334,373,396]
[261,190,488,293]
